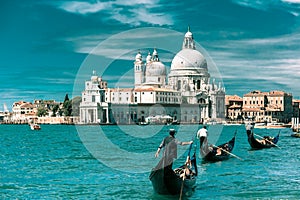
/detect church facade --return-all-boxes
[79,28,225,124]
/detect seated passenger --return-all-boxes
[215,147,222,156]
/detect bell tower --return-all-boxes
[134,51,144,87]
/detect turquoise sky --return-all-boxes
[1,0,300,110]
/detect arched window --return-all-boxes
[177,80,181,90]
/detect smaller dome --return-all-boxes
[146,61,166,76]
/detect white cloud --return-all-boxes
[206,32,300,96]
[55,0,173,26]
[59,1,112,15]
[65,29,181,60]
[115,0,160,7]
[282,0,300,4]
[232,0,300,17]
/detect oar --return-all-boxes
[212,144,243,161]
[253,133,281,149]
[179,172,185,200]
[179,142,194,200]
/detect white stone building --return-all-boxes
[79,27,225,124]
[11,101,36,123]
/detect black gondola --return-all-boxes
[149,144,197,196]
[246,130,280,149]
[291,133,300,138]
[200,133,236,162]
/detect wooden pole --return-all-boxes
[212,144,243,160]
[179,168,186,200]
[253,133,281,149]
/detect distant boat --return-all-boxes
[144,115,173,125]
[255,122,291,129]
[30,123,41,130]
[138,121,149,126]
[200,133,236,162]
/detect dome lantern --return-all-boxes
[182,26,195,50]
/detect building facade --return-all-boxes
[79,71,109,124]
[225,95,243,122]
[242,90,293,123]
[79,27,226,124]
[11,101,36,123]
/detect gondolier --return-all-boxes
[155,129,192,169]
[196,125,208,147]
[150,129,197,196]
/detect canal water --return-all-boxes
[1,124,299,199]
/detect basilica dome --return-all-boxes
[169,27,208,76]
[171,48,207,71]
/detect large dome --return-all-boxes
[170,48,207,71]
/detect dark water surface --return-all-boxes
[1,124,299,199]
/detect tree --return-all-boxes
[52,104,59,117]
[63,93,72,116]
[37,107,48,117]
[64,93,70,102]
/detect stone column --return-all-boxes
[106,108,109,124]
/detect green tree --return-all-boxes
[52,104,59,117]
[64,93,70,102]
[37,107,48,117]
[63,93,72,116]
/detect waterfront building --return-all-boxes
[225,95,243,122]
[11,101,37,123]
[9,99,78,124]
[79,27,226,124]
[292,99,300,118]
[242,90,293,123]
[80,71,109,124]
[33,99,62,117]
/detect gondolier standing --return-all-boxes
[196,125,208,147]
[155,129,193,169]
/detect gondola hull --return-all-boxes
[149,153,197,196]
[291,133,300,138]
[200,135,236,162]
[201,151,231,162]
[246,130,279,149]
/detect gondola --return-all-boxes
[246,130,280,149]
[200,133,236,162]
[149,144,197,196]
[291,133,300,138]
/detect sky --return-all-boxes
[1,0,300,111]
